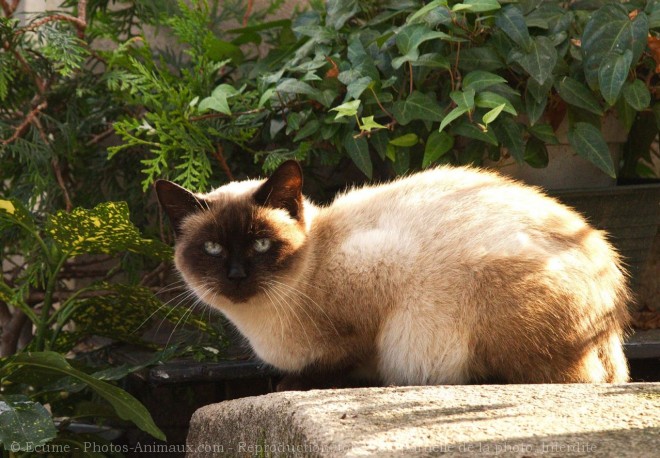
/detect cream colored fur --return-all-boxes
[176,166,630,385]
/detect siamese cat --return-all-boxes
[155,161,630,388]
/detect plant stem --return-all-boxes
[33,253,69,351]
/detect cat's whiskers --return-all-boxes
[152,280,206,337]
[165,282,215,347]
[153,279,187,295]
[264,281,314,351]
[133,282,199,334]
[260,286,286,347]
[272,273,327,293]
[268,278,340,338]
[266,280,327,341]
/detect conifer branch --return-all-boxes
[1,101,47,145]
[213,144,234,181]
[23,14,86,33]
[19,0,88,38]
[52,158,73,212]
[243,0,254,26]
[85,126,115,147]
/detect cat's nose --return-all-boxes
[227,263,247,280]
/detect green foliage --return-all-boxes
[2,352,165,441]
[0,196,221,452]
[103,0,660,184]
[0,395,58,450]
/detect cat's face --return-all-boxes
[155,161,307,305]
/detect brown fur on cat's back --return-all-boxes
[156,162,631,387]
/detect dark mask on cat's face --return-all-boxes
[155,161,307,304]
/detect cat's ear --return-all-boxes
[253,160,303,220]
[154,180,207,236]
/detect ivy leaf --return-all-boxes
[524,138,549,168]
[198,96,230,115]
[524,93,547,126]
[453,122,498,145]
[343,134,372,179]
[347,76,373,100]
[370,130,389,160]
[0,395,57,451]
[392,148,410,175]
[360,116,387,132]
[482,104,506,124]
[46,202,172,260]
[258,88,275,108]
[412,53,451,69]
[463,71,507,92]
[423,131,454,167]
[528,124,559,144]
[622,79,651,111]
[475,92,517,116]
[439,106,468,132]
[458,47,504,71]
[391,91,444,125]
[509,36,557,85]
[598,50,633,106]
[5,352,166,441]
[389,133,419,147]
[294,120,321,142]
[450,88,476,109]
[276,78,321,98]
[331,100,361,119]
[567,122,615,178]
[452,0,501,13]
[556,77,603,116]
[526,77,553,101]
[203,36,243,63]
[493,117,525,163]
[496,5,532,51]
[198,84,241,115]
[393,24,458,69]
[326,0,360,29]
[581,4,648,89]
[407,0,449,25]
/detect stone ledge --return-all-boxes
[186,383,660,457]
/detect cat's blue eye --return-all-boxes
[203,241,224,256]
[253,238,271,253]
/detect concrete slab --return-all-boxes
[186,383,660,457]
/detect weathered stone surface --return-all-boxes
[187,383,660,457]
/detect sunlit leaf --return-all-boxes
[360,116,387,132]
[46,202,172,259]
[331,100,361,119]
[389,133,419,147]
[482,103,506,124]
